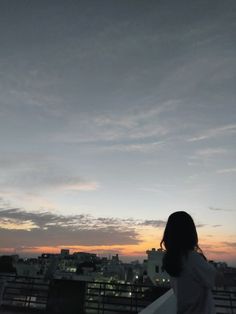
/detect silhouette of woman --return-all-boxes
[161,211,216,314]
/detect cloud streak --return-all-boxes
[209,207,234,212]
[217,168,236,174]
[0,153,99,198]
[51,101,178,146]
[188,124,236,142]
[222,242,236,249]
[100,141,164,153]
[195,148,228,158]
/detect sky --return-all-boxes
[0,0,236,265]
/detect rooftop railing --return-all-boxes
[0,274,167,313]
[213,289,236,314]
[0,274,49,311]
[84,281,155,313]
[139,288,236,314]
[1,274,235,314]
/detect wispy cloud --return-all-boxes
[209,207,234,212]
[195,148,228,157]
[59,179,99,192]
[12,174,98,193]
[0,153,99,195]
[51,100,179,146]
[139,183,175,194]
[188,124,236,142]
[102,141,164,153]
[139,187,166,193]
[217,168,236,174]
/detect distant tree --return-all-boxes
[0,256,16,274]
[76,261,96,274]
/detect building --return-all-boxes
[146,248,170,286]
[60,249,70,257]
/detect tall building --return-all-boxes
[60,249,70,257]
[146,248,170,285]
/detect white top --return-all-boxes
[170,251,216,314]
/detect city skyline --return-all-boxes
[0,1,236,266]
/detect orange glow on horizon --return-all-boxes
[1,241,235,265]
[0,226,235,265]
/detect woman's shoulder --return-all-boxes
[188,250,206,262]
[187,250,216,286]
[187,250,210,268]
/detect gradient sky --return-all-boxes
[0,0,236,265]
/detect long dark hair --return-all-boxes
[160,211,203,277]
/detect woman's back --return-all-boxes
[170,251,216,314]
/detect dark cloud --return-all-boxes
[0,226,138,247]
[0,207,160,249]
[138,220,166,228]
[0,207,89,228]
[222,242,236,248]
[0,207,169,250]
[196,224,206,228]
[206,250,228,255]
[14,246,39,252]
[0,207,139,247]
[96,217,124,225]
[212,224,222,227]
[0,208,164,230]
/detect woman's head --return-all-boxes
[161,211,200,277]
[161,211,198,252]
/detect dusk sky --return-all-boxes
[0,0,236,265]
